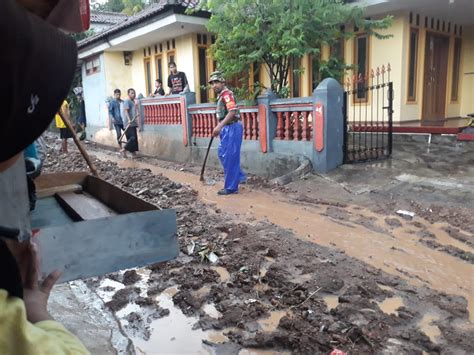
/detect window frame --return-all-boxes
[353,33,370,103]
[407,27,419,102]
[144,57,153,96]
[85,56,100,76]
[451,37,462,102]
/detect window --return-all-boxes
[407,28,419,101]
[167,52,175,66]
[330,37,345,83]
[290,57,301,98]
[310,54,321,91]
[155,55,163,82]
[198,47,208,103]
[85,57,100,75]
[354,34,369,101]
[451,37,462,101]
[144,59,152,96]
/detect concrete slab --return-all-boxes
[49,282,132,354]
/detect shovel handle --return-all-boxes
[59,110,99,177]
[200,136,214,181]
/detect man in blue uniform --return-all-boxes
[209,71,246,195]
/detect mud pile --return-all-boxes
[41,142,473,354]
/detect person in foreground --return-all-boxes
[209,71,246,195]
[0,0,91,353]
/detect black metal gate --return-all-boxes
[343,65,393,163]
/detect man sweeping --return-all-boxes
[209,71,246,195]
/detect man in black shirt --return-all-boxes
[167,62,189,95]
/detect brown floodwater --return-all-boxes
[93,152,474,323]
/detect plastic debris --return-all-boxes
[396,210,415,218]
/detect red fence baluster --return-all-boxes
[252,112,258,140]
[209,114,214,136]
[205,113,209,137]
[293,111,300,140]
[276,112,283,139]
[153,105,158,124]
[302,111,309,141]
[175,103,180,124]
[284,112,291,140]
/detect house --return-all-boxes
[77,0,473,140]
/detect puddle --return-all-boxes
[257,311,287,332]
[418,313,441,343]
[323,295,340,311]
[239,349,291,355]
[255,283,270,293]
[210,266,231,282]
[163,286,179,297]
[93,152,474,321]
[132,287,227,354]
[194,285,211,298]
[377,296,405,316]
[203,303,222,319]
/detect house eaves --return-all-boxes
[78,2,210,57]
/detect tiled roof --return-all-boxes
[90,10,128,25]
[79,0,206,50]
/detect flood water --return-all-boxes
[93,152,474,324]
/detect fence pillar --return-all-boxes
[180,92,196,146]
[257,90,277,153]
[312,78,344,173]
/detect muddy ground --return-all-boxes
[42,136,473,354]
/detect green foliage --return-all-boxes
[91,0,125,12]
[192,0,392,97]
[122,0,147,15]
[70,29,96,42]
[91,0,150,15]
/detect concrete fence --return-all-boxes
[90,79,344,178]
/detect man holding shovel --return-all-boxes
[209,71,246,195]
[120,88,140,157]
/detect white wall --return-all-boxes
[82,53,109,128]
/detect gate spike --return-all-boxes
[345,77,351,90]
[370,69,375,78]
[358,73,363,83]
[381,65,386,75]
[376,67,381,77]
[387,63,391,72]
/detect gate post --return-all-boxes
[312,78,344,173]
[257,90,278,153]
[180,92,196,147]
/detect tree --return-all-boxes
[194,0,392,97]
[91,0,125,12]
[122,0,147,15]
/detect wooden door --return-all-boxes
[422,33,449,121]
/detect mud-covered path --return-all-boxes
[92,150,474,323]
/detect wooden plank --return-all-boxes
[37,184,83,199]
[84,175,157,214]
[55,192,117,221]
[35,209,178,283]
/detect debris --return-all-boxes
[396,210,415,218]
[187,241,196,255]
[244,299,258,305]
[208,252,219,264]
[330,349,346,355]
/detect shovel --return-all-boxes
[199,136,214,182]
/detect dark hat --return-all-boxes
[0,0,78,163]
[208,71,225,84]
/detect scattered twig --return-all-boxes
[289,287,322,311]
